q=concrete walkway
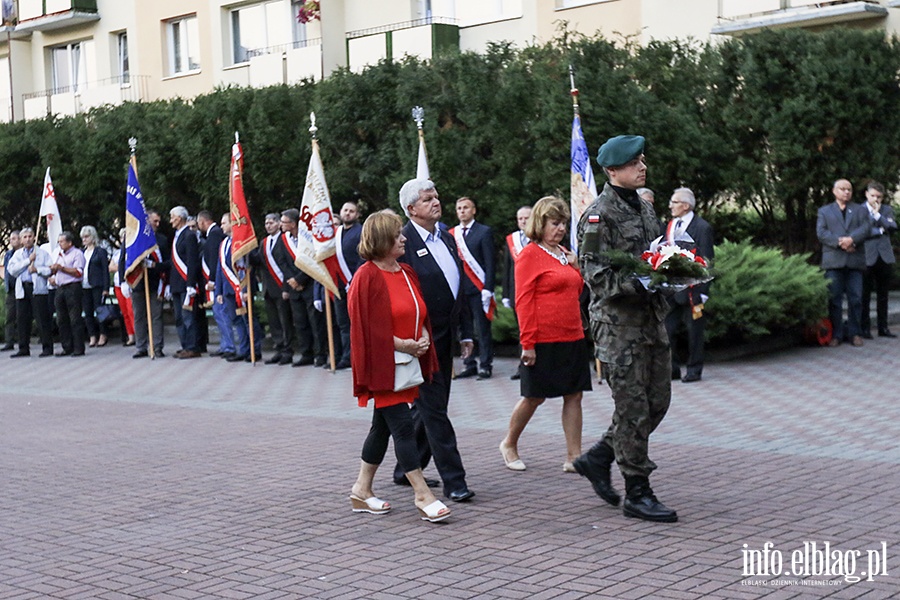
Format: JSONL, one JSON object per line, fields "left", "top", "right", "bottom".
{"left": 2, "top": 329, "right": 899, "bottom": 599}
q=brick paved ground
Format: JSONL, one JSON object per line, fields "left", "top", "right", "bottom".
{"left": 2, "top": 326, "right": 899, "bottom": 599}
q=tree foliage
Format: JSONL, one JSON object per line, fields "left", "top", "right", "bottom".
{"left": 0, "top": 28, "right": 898, "bottom": 260}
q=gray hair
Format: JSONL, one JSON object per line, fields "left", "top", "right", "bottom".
{"left": 170, "top": 206, "right": 189, "bottom": 220}
{"left": 79, "top": 225, "right": 98, "bottom": 245}
{"left": 637, "top": 187, "right": 654, "bottom": 201}
{"left": 399, "top": 178, "right": 435, "bottom": 218}
{"left": 265, "top": 213, "right": 280, "bottom": 221}
{"left": 672, "top": 187, "right": 696, "bottom": 209}
{"left": 20, "top": 227, "right": 34, "bottom": 236}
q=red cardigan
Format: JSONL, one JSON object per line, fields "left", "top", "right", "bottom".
{"left": 514, "top": 243, "right": 585, "bottom": 350}
{"left": 349, "top": 261, "right": 438, "bottom": 406}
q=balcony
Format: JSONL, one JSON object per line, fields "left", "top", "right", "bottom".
{"left": 16, "top": 0, "right": 99, "bottom": 33}
{"left": 346, "top": 17, "right": 459, "bottom": 73}
{"left": 1, "top": 96, "right": 11, "bottom": 124}
{"left": 712, "top": 0, "right": 888, "bottom": 36}
{"left": 245, "top": 38, "right": 323, "bottom": 87}
{"left": 22, "top": 75, "right": 149, "bottom": 120}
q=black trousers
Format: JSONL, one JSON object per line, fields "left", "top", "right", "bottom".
{"left": 360, "top": 402, "right": 420, "bottom": 473}
{"left": 862, "top": 258, "right": 894, "bottom": 334}
{"left": 55, "top": 282, "right": 85, "bottom": 354}
{"left": 264, "top": 291, "right": 289, "bottom": 356}
{"left": 334, "top": 292, "right": 352, "bottom": 364}
{"left": 666, "top": 303, "right": 706, "bottom": 378}
{"left": 287, "top": 287, "right": 322, "bottom": 359}
{"left": 4, "top": 288, "right": 16, "bottom": 345}
{"left": 393, "top": 332, "right": 468, "bottom": 494}
{"left": 17, "top": 283, "right": 53, "bottom": 354}
{"left": 82, "top": 286, "right": 107, "bottom": 339}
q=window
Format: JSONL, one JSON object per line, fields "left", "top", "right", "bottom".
{"left": 52, "top": 41, "right": 91, "bottom": 93}
{"left": 166, "top": 15, "right": 200, "bottom": 75}
{"left": 231, "top": 1, "right": 291, "bottom": 63}
{"left": 291, "top": 0, "right": 308, "bottom": 46}
{"left": 117, "top": 32, "right": 130, "bottom": 84}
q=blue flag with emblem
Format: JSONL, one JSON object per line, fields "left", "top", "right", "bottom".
{"left": 570, "top": 113, "right": 597, "bottom": 252}
{"left": 123, "top": 156, "right": 159, "bottom": 284}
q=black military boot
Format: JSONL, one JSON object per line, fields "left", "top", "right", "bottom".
{"left": 573, "top": 441, "right": 621, "bottom": 506}
{"left": 623, "top": 476, "right": 678, "bottom": 523}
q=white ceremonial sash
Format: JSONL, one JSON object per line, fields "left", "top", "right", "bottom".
{"left": 335, "top": 226, "right": 353, "bottom": 286}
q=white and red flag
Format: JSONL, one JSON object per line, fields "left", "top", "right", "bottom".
{"left": 295, "top": 135, "right": 340, "bottom": 297}
{"left": 39, "top": 167, "right": 62, "bottom": 252}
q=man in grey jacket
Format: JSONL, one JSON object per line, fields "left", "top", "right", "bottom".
{"left": 816, "top": 179, "right": 871, "bottom": 347}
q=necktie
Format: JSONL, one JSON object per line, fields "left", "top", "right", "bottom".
{"left": 675, "top": 220, "right": 683, "bottom": 231}
{"left": 462, "top": 226, "right": 469, "bottom": 237}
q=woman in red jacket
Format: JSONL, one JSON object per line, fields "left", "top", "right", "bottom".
{"left": 347, "top": 211, "right": 450, "bottom": 523}
{"left": 499, "top": 197, "right": 591, "bottom": 473}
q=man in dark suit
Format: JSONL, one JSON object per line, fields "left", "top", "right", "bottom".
{"left": 167, "top": 205, "right": 202, "bottom": 358}
{"left": 258, "top": 213, "right": 292, "bottom": 365}
{"left": 333, "top": 201, "right": 363, "bottom": 370}
{"left": 452, "top": 196, "right": 496, "bottom": 380}
{"left": 272, "top": 208, "right": 323, "bottom": 367}
{"left": 860, "top": 180, "right": 897, "bottom": 338}
{"left": 2, "top": 230, "right": 22, "bottom": 351}
{"left": 392, "top": 178, "right": 476, "bottom": 503}
{"left": 124, "top": 208, "right": 168, "bottom": 359}
{"left": 198, "top": 210, "right": 234, "bottom": 358}
{"left": 664, "top": 188, "right": 715, "bottom": 383}
{"left": 501, "top": 206, "right": 531, "bottom": 381}
{"left": 816, "top": 178, "right": 871, "bottom": 347}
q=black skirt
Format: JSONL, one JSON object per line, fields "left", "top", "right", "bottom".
{"left": 519, "top": 339, "right": 593, "bottom": 399}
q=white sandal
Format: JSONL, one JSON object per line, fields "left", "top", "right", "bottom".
{"left": 350, "top": 494, "right": 391, "bottom": 515}
{"left": 417, "top": 500, "right": 451, "bottom": 523}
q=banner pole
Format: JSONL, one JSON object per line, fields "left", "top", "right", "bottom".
{"left": 325, "top": 289, "right": 336, "bottom": 372}
{"left": 144, "top": 266, "right": 155, "bottom": 359}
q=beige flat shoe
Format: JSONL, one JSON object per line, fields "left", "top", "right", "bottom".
{"left": 499, "top": 441, "right": 526, "bottom": 471}
{"left": 563, "top": 462, "right": 577, "bottom": 473}
{"left": 350, "top": 494, "right": 391, "bottom": 515}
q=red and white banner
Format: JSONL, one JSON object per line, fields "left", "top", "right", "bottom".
{"left": 295, "top": 139, "right": 340, "bottom": 297}
{"left": 39, "top": 167, "right": 62, "bottom": 252}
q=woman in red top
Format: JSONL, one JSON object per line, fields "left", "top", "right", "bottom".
{"left": 347, "top": 211, "right": 450, "bottom": 523}
{"left": 499, "top": 197, "right": 591, "bottom": 473}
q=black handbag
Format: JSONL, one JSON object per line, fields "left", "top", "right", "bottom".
{"left": 95, "top": 297, "right": 122, "bottom": 325}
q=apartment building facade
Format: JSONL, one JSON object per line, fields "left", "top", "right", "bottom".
{"left": 2, "top": 0, "right": 900, "bottom": 123}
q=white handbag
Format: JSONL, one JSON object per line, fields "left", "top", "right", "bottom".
{"left": 394, "top": 270, "right": 425, "bottom": 392}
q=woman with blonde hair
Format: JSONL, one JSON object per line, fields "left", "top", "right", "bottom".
{"left": 499, "top": 196, "right": 591, "bottom": 473}
{"left": 347, "top": 210, "right": 451, "bottom": 523}
{"left": 80, "top": 225, "right": 110, "bottom": 347}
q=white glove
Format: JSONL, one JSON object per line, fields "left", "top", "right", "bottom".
{"left": 314, "top": 299, "right": 323, "bottom": 312}
{"left": 143, "top": 258, "right": 153, "bottom": 268}
{"left": 163, "top": 285, "right": 172, "bottom": 301}
{"left": 481, "top": 289, "right": 493, "bottom": 312}
{"left": 120, "top": 283, "right": 132, "bottom": 299}
{"left": 187, "top": 286, "right": 197, "bottom": 298}
{"left": 502, "top": 298, "right": 511, "bottom": 309}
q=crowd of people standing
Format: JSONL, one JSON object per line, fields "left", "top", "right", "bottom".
{"left": 2, "top": 134, "right": 896, "bottom": 527}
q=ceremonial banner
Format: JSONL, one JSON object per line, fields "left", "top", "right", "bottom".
{"left": 229, "top": 139, "right": 258, "bottom": 270}
{"left": 123, "top": 157, "right": 159, "bottom": 284}
{"left": 295, "top": 139, "right": 340, "bottom": 297}
{"left": 39, "top": 168, "right": 62, "bottom": 252}
{"left": 570, "top": 113, "right": 597, "bottom": 252}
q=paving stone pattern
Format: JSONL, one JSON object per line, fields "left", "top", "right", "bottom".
{"left": 2, "top": 333, "right": 899, "bottom": 599}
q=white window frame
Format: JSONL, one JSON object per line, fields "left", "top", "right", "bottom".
{"left": 116, "top": 31, "right": 130, "bottom": 85}
{"left": 166, "top": 15, "right": 201, "bottom": 76}
{"left": 231, "top": 1, "right": 291, "bottom": 64}
{"left": 51, "top": 41, "right": 87, "bottom": 94}
{"left": 558, "top": 0, "right": 616, "bottom": 9}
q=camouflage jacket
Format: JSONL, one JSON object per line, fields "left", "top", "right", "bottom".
{"left": 577, "top": 183, "right": 669, "bottom": 361}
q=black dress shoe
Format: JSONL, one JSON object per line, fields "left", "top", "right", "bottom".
{"left": 10, "top": 351, "right": 30, "bottom": 358}
{"left": 209, "top": 350, "right": 226, "bottom": 357}
{"left": 314, "top": 356, "right": 327, "bottom": 367}
{"left": 454, "top": 366, "right": 478, "bottom": 379}
{"left": 278, "top": 355, "right": 293, "bottom": 365}
{"left": 293, "top": 356, "right": 314, "bottom": 367}
{"left": 623, "top": 484, "right": 677, "bottom": 523}
{"left": 264, "top": 354, "right": 282, "bottom": 365}
{"left": 572, "top": 454, "right": 621, "bottom": 507}
{"left": 335, "top": 359, "right": 351, "bottom": 370}
{"left": 682, "top": 373, "right": 701, "bottom": 383}
{"left": 394, "top": 477, "right": 440, "bottom": 488}
{"left": 671, "top": 370, "right": 681, "bottom": 380}
{"left": 133, "top": 350, "right": 149, "bottom": 359}
{"left": 38, "top": 351, "right": 53, "bottom": 358}
{"left": 226, "top": 354, "right": 248, "bottom": 362}
{"left": 447, "top": 488, "right": 475, "bottom": 503}
{"left": 476, "top": 368, "right": 492, "bottom": 380}
{"left": 879, "top": 329, "right": 897, "bottom": 338}
{"left": 72, "top": 351, "right": 85, "bottom": 357}
{"left": 861, "top": 331, "right": 874, "bottom": 340}
{"left": 155, "top": 350, "right": 166, "bottom": 358}
{"left": 220, "top": 352, "right": 235, "bottom": 360}
{"left": 510, "top": 372, "right": 520, "bottom": 380}
{"left": 1, "top": 344, "right": 15, "bottom": 351}
{"left": 55, "top": 351, "right": 73, "bottom": 357}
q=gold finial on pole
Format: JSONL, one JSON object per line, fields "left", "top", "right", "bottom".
{"left": 569, "top": 65, "right": 580, "bottom": 115}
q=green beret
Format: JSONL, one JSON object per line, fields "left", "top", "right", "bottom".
{"left": 596, "top": 135, "right": 645, "bottom": 168}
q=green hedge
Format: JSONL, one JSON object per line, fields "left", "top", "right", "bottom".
{"left": 704, "top": 240, "right": 828, "bottom": 343}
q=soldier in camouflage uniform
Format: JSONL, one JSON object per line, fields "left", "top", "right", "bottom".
{"left": 572, "top": 135, "right": 678, "bottom": 523}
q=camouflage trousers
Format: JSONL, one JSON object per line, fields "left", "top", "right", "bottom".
{"left": 599, "top": 337, "right": 671, "bottom": 478}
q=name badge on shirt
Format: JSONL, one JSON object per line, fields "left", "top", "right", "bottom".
{"left": 416, "top": 248, "right": 429, "bottom": 257}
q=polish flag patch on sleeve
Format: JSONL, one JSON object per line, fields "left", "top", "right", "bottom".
{"left": 588, "top": 214, "right": 600, "bottom": 223}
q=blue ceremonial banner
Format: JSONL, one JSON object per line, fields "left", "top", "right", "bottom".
{"left": 124, "top": 157, "right": 158, "bottom": 284}
{"left": 570, "top": 113, "right": 597, "bottom": 252}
